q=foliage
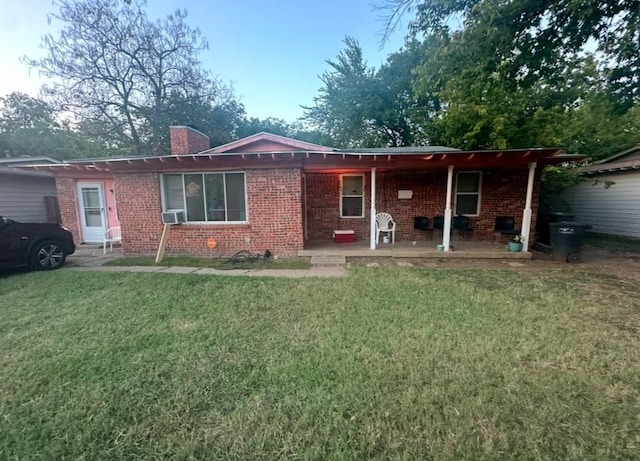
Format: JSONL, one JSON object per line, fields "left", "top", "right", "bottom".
{"left": 387, "top": 0, "right": 640, "bottom": 106}
{"left": 303, "top": 37, "right": 381, "bottom": 148}
{"left": 0, "top": 92, "right": 114, "bottom": 160}
{"left": 157, "top": 91, "right": 246, "bottom": 154}
{"left": 24, "top": 0, "right": 239, "bottom": 156}
{"left": 235, "top": 116, "right": 294, "bottom": 139}
{"left": 540, "top": 164, "right": 586, "bottom": 197}
{"left": 233, "top": 117, "right": 334, "bottom": 147}
{"left": 560, "top": 93, "right": 640, "bottom": 161}
{"left": 0, "top": 269, "right": 638, "bottom": 459}
{"left": 373, "top": 0, "right": 640, "bottom": 158}
{"left": 303, "top": 37, "right": 425, "bottom": 148}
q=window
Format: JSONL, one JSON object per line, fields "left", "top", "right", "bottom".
{"left": 341, "top": 174, "right": 364, "bottom": 218}
{"left": 455, "top": 171, "right": 481, "bottom": 215}
{"left": 162, "top": 172, "right": 247, "bottom": 223}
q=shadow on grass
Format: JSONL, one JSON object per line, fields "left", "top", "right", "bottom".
{"left": 103, "top": 255, "right": 312, "bottom": 270}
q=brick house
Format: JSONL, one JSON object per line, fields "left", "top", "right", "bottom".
{"left": 27, "top": 126, "right": 581, "bottom": 257}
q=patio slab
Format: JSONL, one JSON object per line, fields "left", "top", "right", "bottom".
{"left": 300, "top": 240, "right": 532, "bottom": 259}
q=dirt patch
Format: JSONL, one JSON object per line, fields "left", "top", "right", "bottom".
{"left": 348, "top": 246, "right": 640, "bottom": 283}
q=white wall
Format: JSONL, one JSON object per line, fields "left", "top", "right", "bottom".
{"left": 562, "top": 170, "right": 640, "bottom": 238}
{"left": 0, "top": 172, "right": 57, "bottom": 222}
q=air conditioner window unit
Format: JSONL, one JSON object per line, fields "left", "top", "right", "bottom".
{"left": 161, "top": 209, "right": 185, "bottom": 224}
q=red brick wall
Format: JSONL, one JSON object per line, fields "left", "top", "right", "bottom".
{"left": 169, "top": 126, "right": 210, "bottom": 155}
{"left": 305, "top": 173, "right": 372, "bottom": 241}
{"left": 114, "top": 168, "right": 304, "bottom": 257}
{"left": 305, "top": 169, "right": 541, "bottom": 244}
{"left": 56, "top": 177, "right": 81, "bottom": 243}
{"left": 57, "top": 165, "right": 541, "bottom": 253}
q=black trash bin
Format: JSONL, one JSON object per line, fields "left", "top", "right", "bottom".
{"left": 549, "top": 221, "right": 589, "bottom": 262}
{"left": 537, "top": 212, "right": 575, "bottom": 245}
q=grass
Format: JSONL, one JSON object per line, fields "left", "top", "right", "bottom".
{"left": 584, "top": 232, "right": 640, "bottom": 253}
{"left": 1, "top": 267, "right": 639, "bottom": 460}
{"left": 104, "top": 254, "right": 312, "bottom": 270}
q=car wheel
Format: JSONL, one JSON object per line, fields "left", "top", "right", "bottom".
{"left": 30, "top": 241, "right": 67, "bottom": 270}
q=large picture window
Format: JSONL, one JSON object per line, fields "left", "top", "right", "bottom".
{"left": 455, "top": 171, "right": 481, "bottom": 215}
{"left": 162, "top": 172, "right": 247, "bottom": 223}
{"left": 341, "top": 174, "right": 364, "bottom": 218}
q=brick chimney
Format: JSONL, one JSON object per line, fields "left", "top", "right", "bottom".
{"left": 169, "top": 126, "right": 210, "bottom": 155}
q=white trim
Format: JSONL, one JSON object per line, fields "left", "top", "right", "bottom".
{"left": 443, "top": 166, "right": 454, "bottom": 250}
{"left": 77, "top": 182, "right": 106, "bottom": 243}
{"left": 521, "top": 162, "right": 537, "bottom": 248}
{"left": 369, "top": 167, "right": 376, "bottom": 249}
{"left": 454, "top": 170, "right": 482, "bottom": 216}
{"left": 340, "top": 173, "right": 365, "bottom": 218}
{"left": 161, "top": 172, "right": 249, "bottom": 224}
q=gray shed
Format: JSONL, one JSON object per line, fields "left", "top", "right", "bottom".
{"left": 562, "top": 145, "right": 640, "bottom": 239}
{"left": 0, "top": 157, "right": 60, "bottom": 223}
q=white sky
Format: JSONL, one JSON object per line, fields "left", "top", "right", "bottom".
{"left": 0, "top": 0, "right": 408, "bottom": 122}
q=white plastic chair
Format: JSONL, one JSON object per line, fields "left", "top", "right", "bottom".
{"left": 103, "top": 226, "right": 122, "bottom": 254}
{"left": 375, "top": 212, "right": 396, "bottom": 245}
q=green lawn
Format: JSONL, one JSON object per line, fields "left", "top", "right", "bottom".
{"left": 104, "top": 254, "right": 312, "bottom": 270}
{"left": 1, "top": 267, "right": 638, "bottom": 460}
{"left": 584, "top": 233, "right": 640, "bottom": 253}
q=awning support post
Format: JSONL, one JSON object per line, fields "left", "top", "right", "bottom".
{"left": 521, "top": 161, "right": 537, "bottom": 249}
{"left": 443, "top": 165, "right": 454, "bottom": 250}
{"left": 369, "top": 166, "right": 377, "bottom": 250}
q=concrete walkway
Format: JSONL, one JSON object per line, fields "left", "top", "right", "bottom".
{"left": 65, "top": 245, "right": 347, "bottom": 278}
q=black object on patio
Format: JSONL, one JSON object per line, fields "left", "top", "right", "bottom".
{"left": 494, "top": 216, "right": 520, "bottom": 242}
{"left": 414, "top": 216, "right": 430, "bottom": 231}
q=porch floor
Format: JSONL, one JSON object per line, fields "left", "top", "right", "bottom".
{"left": 299, "top": 239, "right": 532, "bottom": 259}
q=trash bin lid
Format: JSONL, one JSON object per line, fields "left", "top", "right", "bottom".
{"left": 549, "top": 221, "right": 588, "bottom": 228}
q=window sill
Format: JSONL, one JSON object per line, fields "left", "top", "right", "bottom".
{"left": 179, "top": 221, "right": 249, "bottom": 226}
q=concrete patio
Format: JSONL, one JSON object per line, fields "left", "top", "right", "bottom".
{"left": 299, "top": 239, "right": 532, "bottom": 259}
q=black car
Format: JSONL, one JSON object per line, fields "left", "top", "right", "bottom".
{"left": 0, "top": 216, "right": 76, "bottom": 270}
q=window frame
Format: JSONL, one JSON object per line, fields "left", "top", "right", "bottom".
{"left": 454, "top": 171, "right": 482, "bottom": 216}
{"left": 160, "top": 172, "right": 248, "bottom": 224}
{"left": 340, "top": 174, "right": 365, "bottom": 218}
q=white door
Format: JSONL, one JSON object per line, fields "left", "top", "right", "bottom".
{"left": 77, "top": 183, "right": 106, "bottom": 243}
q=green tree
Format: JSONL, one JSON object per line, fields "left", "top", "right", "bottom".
{"left": 0, "top": 92, "right": 109, "bottom": 160}
{"left": 157, "top": 90, "right": 246, "bottom": 153}
{"left": 24, "top": 0, "right": 238, "bottom": 155}
{"left": 561, "top": 94, "right": 640, "bottom": 161}
{"left": 383, "top": 0, "right": 640, "bottom": 106}
{"left": 303, "top": 37, "right": 381, "bottom": 148}
{"left": 304, "top": 37, "right": 426, "bottom": 147}
{"left": 235, "top": 117, "right": 294, "bottom": 139}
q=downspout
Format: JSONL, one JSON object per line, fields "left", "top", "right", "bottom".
{"left": 521, "top": 161, "right": 537, "bottom": 250}
{"left": 443, "top": 165, "right": 454, "bottom": 250}
{"left": 370, "top": 167, "right": 376, "bottom": 250}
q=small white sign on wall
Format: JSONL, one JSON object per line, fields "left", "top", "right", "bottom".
{"left": 398, "top": 190, "right": 413, "bottom": 199}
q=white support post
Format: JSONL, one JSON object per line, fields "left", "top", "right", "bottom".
{"left": 521, "top": 161, "right": 537, "bottom": 250}
{"left": 369, "top": 166, "right": 377, "bottom": 250}
{"left": 443, "top": 165, "right": 454, "bottom": 250}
